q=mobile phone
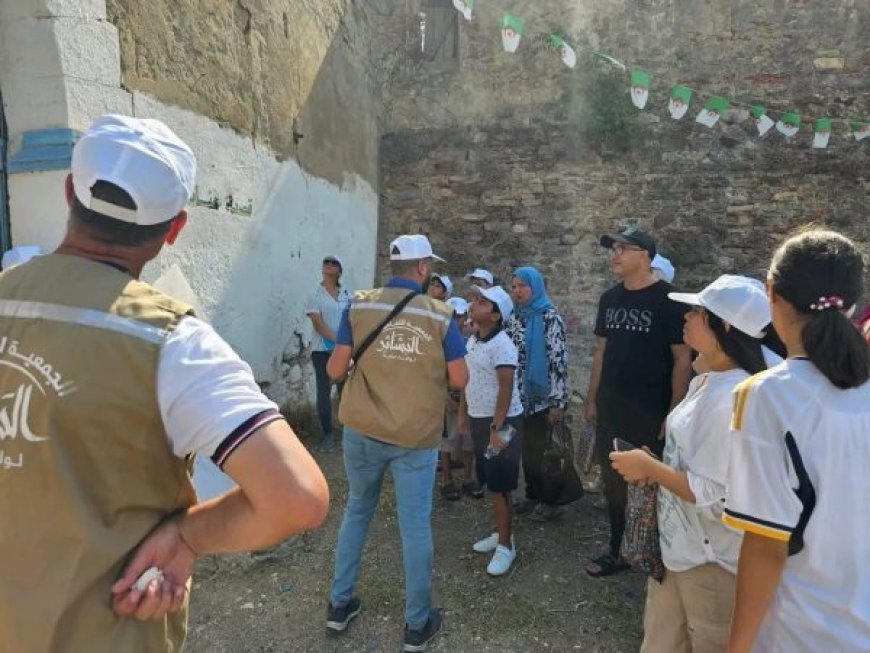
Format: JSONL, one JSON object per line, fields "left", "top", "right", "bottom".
{"left": 612, "top": 437, "right": 636, "bottom": 452}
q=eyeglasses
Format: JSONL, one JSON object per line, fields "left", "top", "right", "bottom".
{"left": 611, "top": 244, "right": 645, "bottom": 256}
{"left": 323, "top": 259, "right": 340, "bottom": 266}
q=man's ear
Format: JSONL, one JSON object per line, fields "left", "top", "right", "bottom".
{"left": 165, "top": 210, "right": 188, "bottom": 245}
{"left": 64, "top": 174, "right": 75, "bottom": 207}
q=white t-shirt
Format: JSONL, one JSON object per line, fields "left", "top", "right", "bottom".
{"left": 725, "top": 359, "right": 870, "bottom": 653}
{"left": 464, "top": 329, "right": 524, "bottom": 419}
{"left": 306, "top": 284, "right": 352, "bottom": 351}
{"left": 158, "top": 316, "right": 280, "bottom": 464}
{"left": 658, "top": 369, "right": 747, "bottom": 574}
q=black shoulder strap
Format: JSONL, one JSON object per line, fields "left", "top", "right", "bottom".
{"left": 352, "top": 291, "right": 417, "bottom": 362}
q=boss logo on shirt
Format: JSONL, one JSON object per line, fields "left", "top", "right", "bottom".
{"left": 604, "top": 307, "right": 653, "bottom": 333}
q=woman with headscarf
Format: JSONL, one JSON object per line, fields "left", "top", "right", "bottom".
{"left": 505, "top": 266, "right": 569, "bottom": 522}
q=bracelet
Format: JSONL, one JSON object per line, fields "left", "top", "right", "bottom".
{"left": 175, "top": 513, "right": 199, "bottom": 557}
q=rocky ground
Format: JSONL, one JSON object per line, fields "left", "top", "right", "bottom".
{"left": 185, "top": 438, "right": 645, "bottom": 653}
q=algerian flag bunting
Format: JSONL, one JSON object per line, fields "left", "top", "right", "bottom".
{"left": 502, "top": 13, "right": 525, "bottom": 53}
{"left": 851, "top": 120, "right": 870, "bottom": 142}
{"left": 776, "top": 112, "right": 801, "bottom": 138}
{"left": 695, "top": 96, "right": 729, "bottom": 128}
{"left": 591, "top": 51, "right": 627, "bottom": 70}
{"left": 751, "top": 105, "right": 775, "bottom": 136}
{"left": 549, "top": 34, "right": 576, "bottom": 69}
{"left": 630, "top": 69, "right": 651, "bottom": 109}
{"left": 452, "top": 0, "right": 474, "bottom": 21}
{"left": 668, "top": 85, "right": 692, "bottom": 120}
{"left": 812, "top": 118, "right": 832, "bottom": 149}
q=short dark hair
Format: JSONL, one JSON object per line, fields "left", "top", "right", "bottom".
{"left": 390, "top": 258, "right": 427, "bottom": 276}
{"left": 69, "top": 181, "right": 175, "bottom": 247}
{"left": 770, "top": 228, "right": 869, "bottom": 389}
{"left": 706, "top": 311, "right": 767, "bottom": 375}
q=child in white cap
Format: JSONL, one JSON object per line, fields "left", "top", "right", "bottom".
{"left": 459, "top": 285, "right": 524, "bottom": 576}
{"left": 610, "top": 274, "right": 772, "bottom": 651}
{"left": 439, "top": 296, "right": 481, "bottom": 500}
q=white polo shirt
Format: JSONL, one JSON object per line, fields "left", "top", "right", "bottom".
{"left": 658, "top": 369, "right": 747, "bottom": 574}
{"left": 725, "top": 359, "right": 870, "bottom": 653}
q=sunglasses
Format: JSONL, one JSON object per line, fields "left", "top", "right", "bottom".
{"left": 323, "top": 259, "right": 340, "bottom": 266}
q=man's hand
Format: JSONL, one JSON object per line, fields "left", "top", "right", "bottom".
{"left": 457, "top": 414, "right": 469, "bottom": 438}
{"left": 547, "top": 406, "right": 565, "bottom": 425}
{"left": 111, "top": 516, "right": 197, "bottom": 621}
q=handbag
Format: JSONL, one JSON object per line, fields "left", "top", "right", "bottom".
{"left": 623, "top": 482, "right": 665, "bottom": 581}
{"left": 539, "top": 418, "right": 585, "bottom": 506}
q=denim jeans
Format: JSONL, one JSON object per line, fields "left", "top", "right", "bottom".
{"left": 311, "top": 351, "right": 342, "bottom": 439}
{"left": 330, "top": 427, "right": 438, "bottom": 629}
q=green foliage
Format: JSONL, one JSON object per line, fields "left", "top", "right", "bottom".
{"left": 571, "top": 65, "right": 640, "bottom": 153}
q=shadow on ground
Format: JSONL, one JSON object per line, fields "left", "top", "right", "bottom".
{"left": 186, "top": 434, "right": 645, "bottom": 653}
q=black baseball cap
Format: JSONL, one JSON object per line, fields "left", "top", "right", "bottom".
{"left": 600, "top": 226, "right": 656, "bottom": 258}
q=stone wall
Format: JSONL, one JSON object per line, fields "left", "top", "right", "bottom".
{"left": 376, "top": 0, "right": 870, "bottom": 410}
{"left": 1, "top": 0, "right": 383, "bottom": 414}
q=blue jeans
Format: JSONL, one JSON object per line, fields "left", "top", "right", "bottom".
{"left": 330, "top": 427, "right": 439, "bottom": 629}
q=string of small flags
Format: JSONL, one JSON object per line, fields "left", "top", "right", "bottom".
{"left": 450, "top": 0, "right": 870, "bottom": 149}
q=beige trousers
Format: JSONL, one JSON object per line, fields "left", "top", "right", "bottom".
{"left": 640, "top": 563, "right": 735, "bottom": 653}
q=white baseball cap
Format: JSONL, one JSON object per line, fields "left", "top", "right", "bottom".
{"left": 473, "top": 285, "right": 514, "bottom": 321}
{"left": 1, "top": 245, "right": 42, "bottom": 269}
{"left": 669, "top": 275, "right": 771, "bottom": 338}
{"left": 446, "top": 297, "right": 469, "bottom": 315}
{"left": 651, "top": 254, "right": 675, "bottom": 283}
{"left": 389, "top": 234, "right": 445, "bottom": 262}
{"left": 465, "top": 268, "right": 494, "bottom": 285}
{"left": 431, "top": 273, "right": 453, "bottom": 296}
{"left": 71, "top": 114, "right": 197, "bottom": 226}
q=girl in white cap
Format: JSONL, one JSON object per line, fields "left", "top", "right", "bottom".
{"left": 610, "top": 274, "right": 771, "bottom": 653}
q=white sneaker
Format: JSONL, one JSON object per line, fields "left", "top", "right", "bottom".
{"left": 472, "top": 533, "right": 498, "bottom": 553}
{"left": 487, "top": 544, "right": 516, "bottom": 576}
{"left": 473, "top": 533, "right": 515, "bottom": 554}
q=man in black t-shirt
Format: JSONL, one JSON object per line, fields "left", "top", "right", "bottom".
{"left": 584, "top": 227, "right": 693, "bottom": 577}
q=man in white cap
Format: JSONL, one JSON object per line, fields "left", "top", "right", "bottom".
{"left": 0, "top": 115, "right": 329, "bottom": 653}
{"left": 326, "top": 234, "right": 468, "bottom": 651}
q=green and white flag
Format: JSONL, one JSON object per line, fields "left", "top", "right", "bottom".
{"left": 776, "top": 112, "right": 801, "bottom": 138}
{"left": 668, "top": 85, "right": 692, "bottom": 120}
{"left": 452, "top": 0, "right": 475, "bottom": 21}
{"left": 812, "top": 118, "right": 832, "bottom": 149}
{"left": 501, "top": 13, "right": 525, "bottom": 53}
{"left": 695, "top": 96, "right": 729, "bottom": 128}
{"left": 751, "top": 105, "right": 775, "bottom": 136}
{"left": 630, "top": 69, "right": 651, "bottom": 109}
{"left": 591, "top": 51, "right": 627, "bottom": 70}
{"left": 549, "top": 34, "right": 576, "bottom": 68}
{"left": 851, "top": 120, "right": 870, "bottom": 142}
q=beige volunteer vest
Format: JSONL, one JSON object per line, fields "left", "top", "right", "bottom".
{"left": 339, "top": 286, "right": 453, "bottom": 448}
{"left": 0, "top": 254, "right": 195, "bottom": 653}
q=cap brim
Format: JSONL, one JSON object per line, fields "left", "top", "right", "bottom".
{"left": 600, "top": 234, "right": 632, "bottom": 249}
{"left": 667, "top": 292, "right": 703, "bottom": 306}
{"left": 431, "top": 254, "right": 446, "bottom": 263}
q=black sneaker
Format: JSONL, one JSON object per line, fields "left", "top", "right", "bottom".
{"left": 325, "top": 596, "right": 361, "bottom": 633}
{"left": 403, "top": 609, "right": 443, "bottom": 652}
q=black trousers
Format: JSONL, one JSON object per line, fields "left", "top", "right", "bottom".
{"left": 311, "top": 351, "right": 342, "bottom": 438}
{"left": 595, "top": 384, "right": 669, "bottom": 557}
{"left": 521, "top": 410, "right": 553, "bottom": 505}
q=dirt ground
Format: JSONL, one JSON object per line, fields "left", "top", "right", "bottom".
{"left": 185, "top": 436, "right": 646, "bottom": 653}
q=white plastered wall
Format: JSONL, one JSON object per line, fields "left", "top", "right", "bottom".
{"left": 0, "top": 1, "right": 379, "bottom": 412}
